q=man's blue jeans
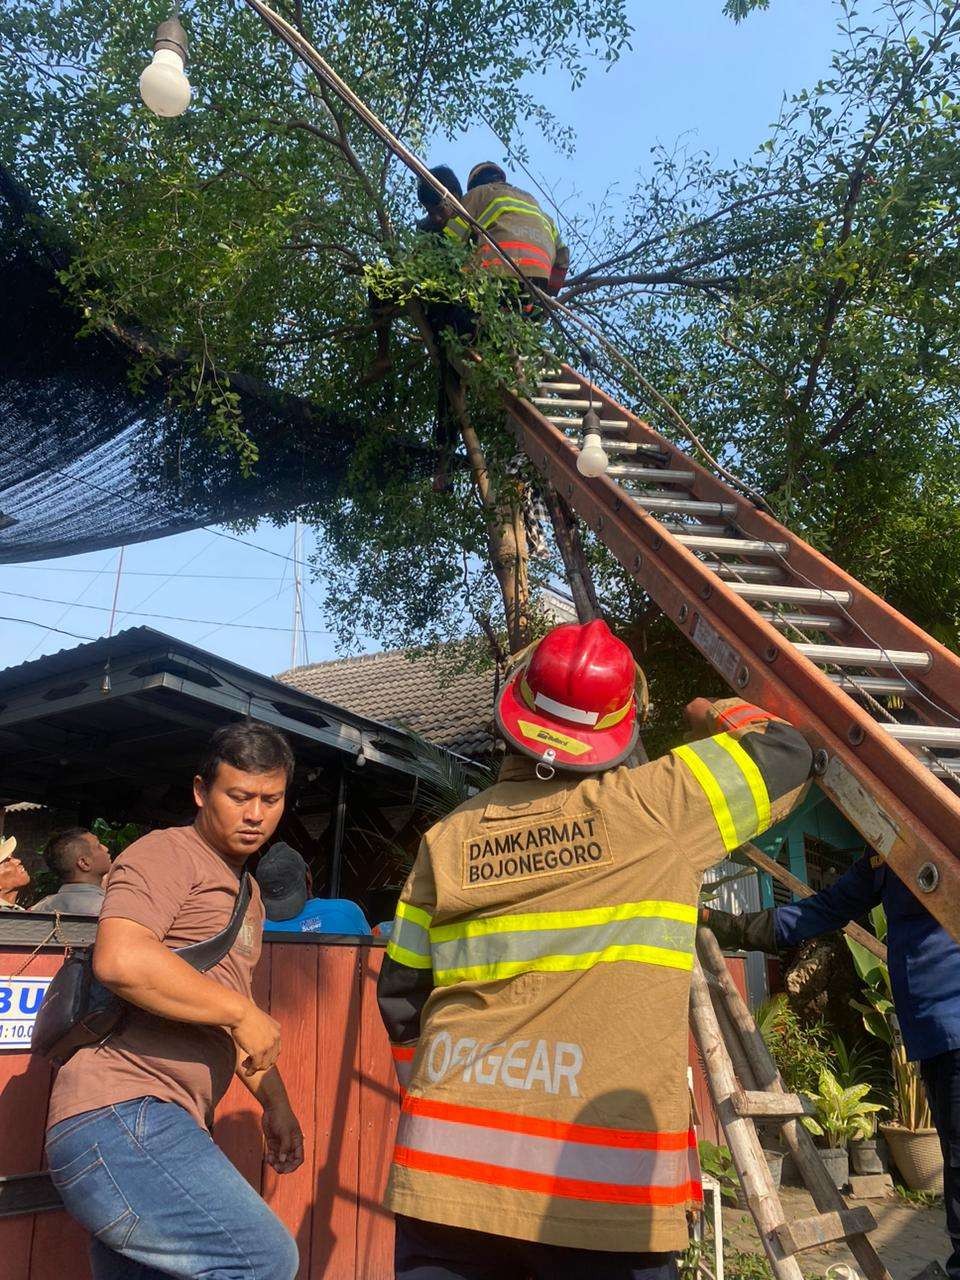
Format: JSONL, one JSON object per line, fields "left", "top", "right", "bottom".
{"left": 46, "top": 1097, "right": 298, "bottom": 1280}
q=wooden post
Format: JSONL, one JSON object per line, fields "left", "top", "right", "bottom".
{"left": 689, "top": 959, "right": 805, "bottom": 1280}
{"left": 697, "top": 929, "right": 892, "bottom": 1280}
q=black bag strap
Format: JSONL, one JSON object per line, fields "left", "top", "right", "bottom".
{"left": 174, "top": 872, "right": 252, "bottom": 972}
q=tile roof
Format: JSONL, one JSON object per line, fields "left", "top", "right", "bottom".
{"left": 276, "top": 649, "right": 497, "bottom": 760}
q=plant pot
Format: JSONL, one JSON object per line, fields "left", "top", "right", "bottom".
{"left": 880, "top": 1123, "right": 944, "bottom": 1193}
{"left": 850, "top": 1137, "right": 884, "bottom": 1175}
{"left": 818, "top": 1145, "right": 850, "bottom": 1191}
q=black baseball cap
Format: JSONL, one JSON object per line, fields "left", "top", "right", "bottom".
{"left": 255, "top": 841, "right": 309, "bottom": 921}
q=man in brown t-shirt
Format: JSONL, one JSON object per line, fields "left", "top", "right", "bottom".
{"left": 45, "top": 721, "right": 303, "bottom": 1280}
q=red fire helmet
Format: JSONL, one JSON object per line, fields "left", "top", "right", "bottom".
{"left": 496, "top": 620, "right": 644, "bottom": 772}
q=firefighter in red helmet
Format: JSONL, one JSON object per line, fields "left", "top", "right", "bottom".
{"left": 378, "top": 619, "right": 813, "bottom": 1279}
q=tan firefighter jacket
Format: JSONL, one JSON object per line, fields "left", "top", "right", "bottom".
{"left": 445, "top": 180, "right": 570, "bottom": 282}
{"left": 377, "top": 698, "right": 813, "bottom": 1253}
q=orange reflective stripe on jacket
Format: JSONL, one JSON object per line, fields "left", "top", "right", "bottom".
{"left": 479, "top": 240, "right": 552, "bottom": 275}
{"left": 394, "top": 1094, "right": 701, "bottom": 1207}
{"left": 392, "top": 1044, "right": 415, "bottom": 1092}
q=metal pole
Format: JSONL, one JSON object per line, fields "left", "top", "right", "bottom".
{"left": 107, "top": 546, "right": 125, "bottom": 636}
{"left": 291, "top": 518, "right": 304, "bottom": 668}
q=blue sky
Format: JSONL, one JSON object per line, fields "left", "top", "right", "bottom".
{"left": 0, "top": 0, "right": 844, "bottom": 679}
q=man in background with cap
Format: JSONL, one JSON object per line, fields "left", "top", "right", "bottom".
{"left": 442, "top": 162, "right": 570, "bottom": 306}
{"left": 257, "top": 841, "right": 370, "bottom": 936}
{"left": 0, "top": 836, "right": 30, "bottom": 910}
{"left": 378, "top": 618, "right": 814, "bottom": 1279}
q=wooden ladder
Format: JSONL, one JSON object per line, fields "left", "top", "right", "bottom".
{"left": 690, "top": 928, "right": 891, "bottom": 1279}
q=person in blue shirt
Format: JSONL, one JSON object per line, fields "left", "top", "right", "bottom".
{"left": 256, "top": 842, "right": 371, "bottom": 936}
{"left": 702, "top": 854, "right": 960, "bottom": 1279}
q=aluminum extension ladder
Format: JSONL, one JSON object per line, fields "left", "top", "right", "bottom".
{"left": 501, "top": 362, "right": 960, "bottom": 940}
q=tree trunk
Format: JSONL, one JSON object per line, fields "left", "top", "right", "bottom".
{"left": 542, "top": 483, "right": 601, "bottom": 623}
{"left": 443, "top": 369, "right": 531, "bottom": 653}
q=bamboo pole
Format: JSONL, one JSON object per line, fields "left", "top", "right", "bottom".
{"left": 697, "top": 929, "right": 892, "bottom": 1280}
{"left": 689, "top": 959, "right": 805, "bottom": 1279}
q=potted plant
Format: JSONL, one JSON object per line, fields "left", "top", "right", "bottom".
{"left": 829, "top": 1033, "right": 891, "bottom": 1175}
{"left": 801, "top": 1066, "right": 884, "bottom": 1190}
{"left": 846, "top": 911, "right": 944, "bottom": 1193}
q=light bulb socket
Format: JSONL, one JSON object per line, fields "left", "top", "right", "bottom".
{"left": 154, "top": 16, "right": 188, "bottom": 62}
{"left": 582, "top": 407, "right": 601, "bottom": 433}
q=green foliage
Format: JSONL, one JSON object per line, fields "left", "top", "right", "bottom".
{"left": 697, "top": 1140, "right": 739, "bottom": 1197}
{"left": 845, "top": 915, "right": 932, "bottom": 1130}
{"left": 802, "top": 1066, "right": 884, "bottom": 1148}
{"left": 755, "top": 993, "right": 833, "bottom": 1094}
{"left": 569, "top": 0, "right": 960, "bottom": 652}
{"left": 0, "top": 0, "right": 628, "bottom": 654}
{"left": 91, "top": 817, "right": 144, "bottom": 859}
{"left": 723, "top": 1250, "right": 774, "bottom": 1280}
{"left": 829, "top": 1032, "right": 893, "bottom": 1113}
{"left": 723, "top": 0, "right": 771, "bottom": 18}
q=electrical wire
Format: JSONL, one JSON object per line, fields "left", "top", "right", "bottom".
{"left": 2, "top": 566, "right": 283, "bottom": 580}
{"left": 22, "top": 549, "right": 118, "bottom": 662}
{"left": 0, "top": 615, "right": 96, "bottom": 642}
{"left": 0, "top": 587, "right": 332, "bottom": 635}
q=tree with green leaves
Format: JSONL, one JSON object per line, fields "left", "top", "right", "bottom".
{"left": 561, "top": 0, "right": 960, "bottom": 652}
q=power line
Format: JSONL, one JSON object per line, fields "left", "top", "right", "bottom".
{"left": 0, "top": 615, "right": 96, "bottom": 642}
{"left": 0, "top": 588, "right": 333, "bottom": 635}
{"left": 22, "top": 550, "right": 118, "bottom": 662}
{"left": 1, "top": 566, "right": 283, "bottom": 580}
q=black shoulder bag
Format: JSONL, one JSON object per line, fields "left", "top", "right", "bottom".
{"left": 31, "top": 872, "right": 252, "bottom": 1065}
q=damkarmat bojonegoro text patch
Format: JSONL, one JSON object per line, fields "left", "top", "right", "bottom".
{"left": 461, "top": 811, "right": 613, "bottom": 888}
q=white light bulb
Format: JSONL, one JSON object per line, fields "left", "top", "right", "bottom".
{"left": 139, "top": 48, "right": 191, "bottom": 117}
{"left": 577, "top": 431, "right": 609, "bottom": 478}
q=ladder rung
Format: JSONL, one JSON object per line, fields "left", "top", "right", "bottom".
{"left": 661, "top": 522, "right": 732, "bottom": 537}
{"left": 545, "top": 415, "right": 629, "bottom": 432}
{"left": 794, "top": 643, "right": 932, "bottom": 671}
{"left": 775, "top": 1207, "right": 876, "bottom": 1257}
{"left": 602, "top": 441, "right": 668, "bottom": 459}
{"left": 756, "top": 609, "right": 845, "bottom": 633}
{"left": 829, "top": 673, "right": 911, "bottom": 696}
{"left": 630, "top": 495, "right": 739, "bottom": 518}
{"left": 674, "top": 534, "right": 789, "bottom": 556}
{"left": 608, "top": 465, "right": 694, "bottom": 484}
{"left": 730, "top": 1090, "right": 815, "bottom": 1118}
{"left": 532, "top": 397, "right": 594, "bottom": 411}
{"left": 706, "top": 563, "right": 783, "bottom": 583}
{"left": 732, "top": 583, "right": 852, "bottom": 605}
{"left": 880, "top": 723, "right": 960, "bottom": 748}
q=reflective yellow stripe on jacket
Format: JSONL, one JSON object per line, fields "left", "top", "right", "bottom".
{"left": 672, "top": 732, "right": 771, "bottom": 852}
{"left": 387, "top": 901, "right": 433, "bottom": 969}
{"left": 429, "top": 900, "right": 697, "bottom": 986}
{"left": 476, "top": 195, "right": 557, "bottom": 244}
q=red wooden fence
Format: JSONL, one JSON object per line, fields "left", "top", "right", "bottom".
{"left": 0, "top": 943, "right": 742, "bottom": 1280}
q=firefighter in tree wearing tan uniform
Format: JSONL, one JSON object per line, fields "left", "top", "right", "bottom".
{"left": 378, "top": 619, "right": 813, "bottom": 1279}
{"left": 443, "top": 162, "right": 570, "bottom": 301}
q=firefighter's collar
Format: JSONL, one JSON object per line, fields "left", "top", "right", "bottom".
{"left": 497, "top": 755, "right": 541, "bottom": 782}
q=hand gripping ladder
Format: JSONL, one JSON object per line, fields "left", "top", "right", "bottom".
{"left": 501, "top": 362, "right": 960, "bottom": 942}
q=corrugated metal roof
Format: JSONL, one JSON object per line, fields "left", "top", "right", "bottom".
{"left": 277, "top": 649, "right": 496, "bottom": 760}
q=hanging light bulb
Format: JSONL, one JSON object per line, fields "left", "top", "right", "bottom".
{"left": 576, "top": 408, "right": 609, "bottom": 478}
{"left": 140, "top": 15, "right": 191, "bottom": 118}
